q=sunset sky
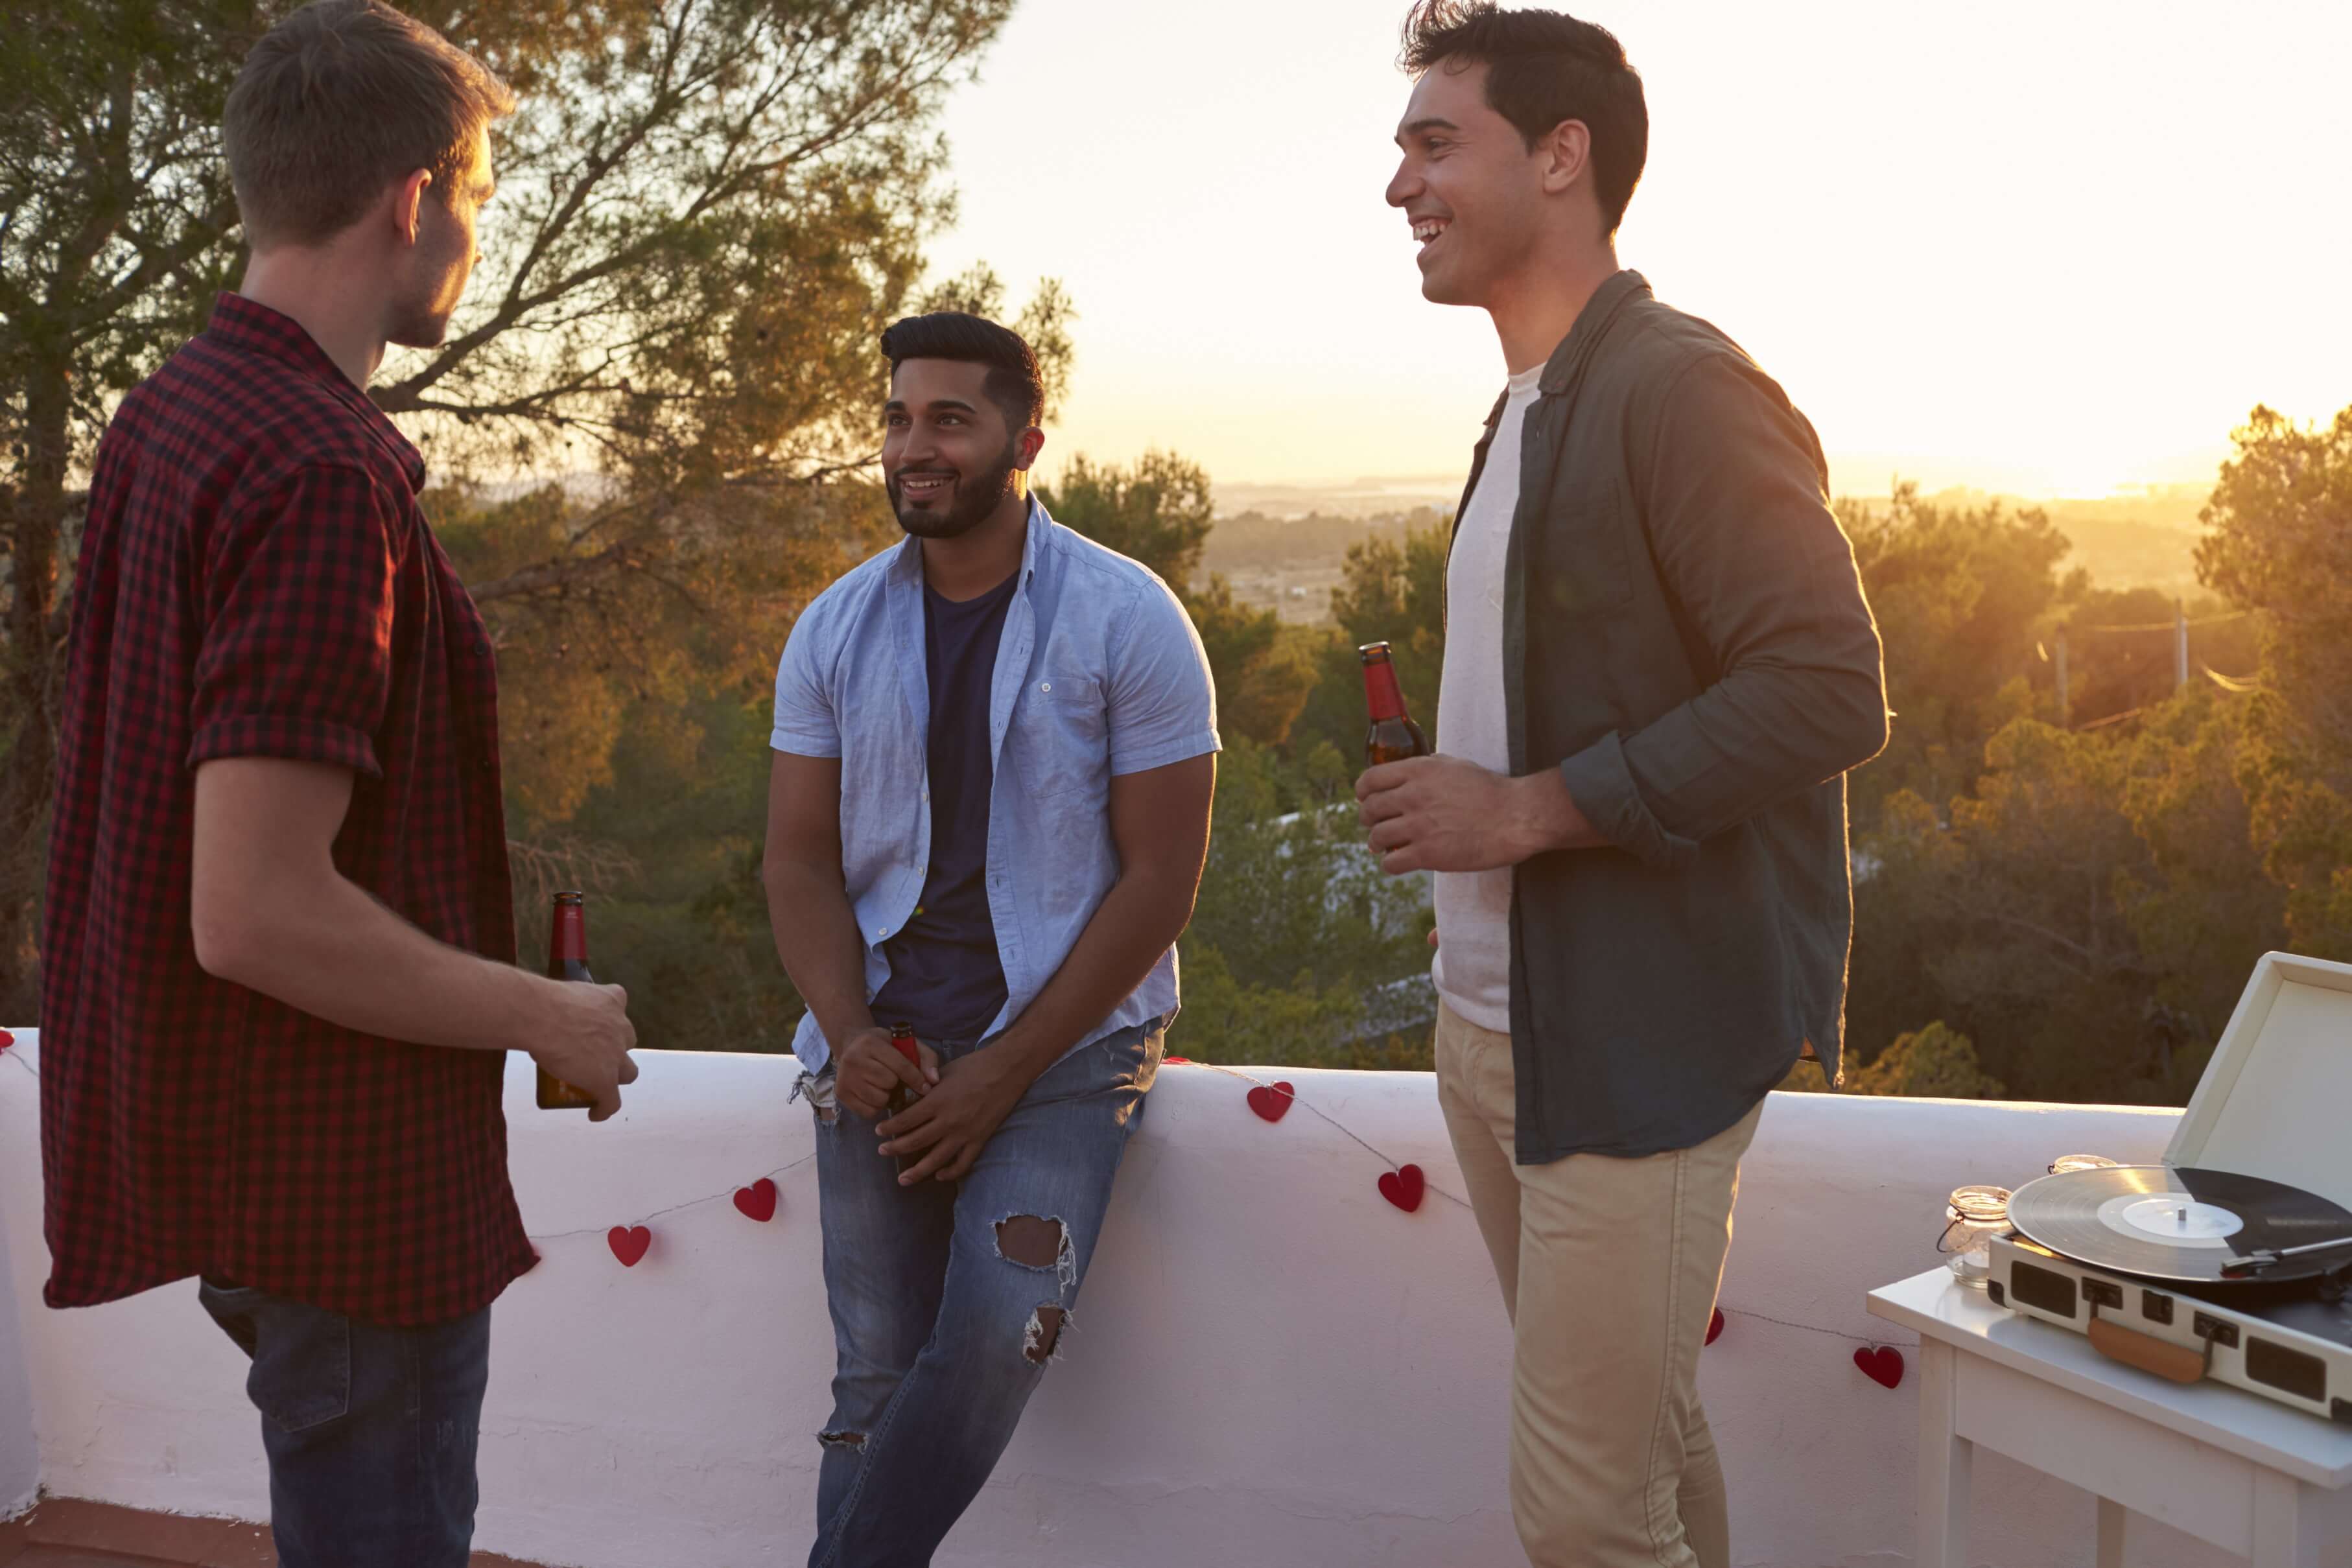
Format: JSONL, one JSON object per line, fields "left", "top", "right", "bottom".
{"left": 924, "top": 0, "right": 2352, "bottom": 501}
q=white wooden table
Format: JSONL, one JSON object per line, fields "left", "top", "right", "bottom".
{"left": 1868, "top": 1269, "right": 2352, "bottom": 1567}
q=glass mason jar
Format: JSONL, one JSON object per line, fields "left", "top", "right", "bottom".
{"left": 2049, "top": 1153, "right": 2118, "bottom": 1175}
{"left": 1938, "top": 1185, "right": 2014, "bottom": 1286}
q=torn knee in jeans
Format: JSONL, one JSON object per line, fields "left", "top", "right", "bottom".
{"left": 817, "top": 1429, "right": 864, "bottom": 1450}
{"left": 994, "top": 1215, "right": 1077, "bottom": 1288}
{"left": 1023, "top": 1304, "right": 1066, "bottom": 1365}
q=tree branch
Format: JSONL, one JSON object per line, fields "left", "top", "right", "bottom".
{"left": 467, "top": 539, "right": 644, "bottom": 604}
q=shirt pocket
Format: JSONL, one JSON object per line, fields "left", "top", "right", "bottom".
{"left": 1529, "top": 487, "right": 1636, "bottom": 620}
{"left": 1007, "top": 673, "right": 1109, "bottom": 801}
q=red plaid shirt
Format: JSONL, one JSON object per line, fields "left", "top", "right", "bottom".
{"left": 40, "top": 294, "right": 536, "bottom": 1327}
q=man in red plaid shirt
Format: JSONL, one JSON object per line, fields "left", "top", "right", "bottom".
{"left": 38, "top": 4, "right": 637, "bottom": 1563}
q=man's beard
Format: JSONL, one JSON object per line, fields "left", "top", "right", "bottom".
{"left": 889, "top": 439, "right": 1020, "bottom": 540}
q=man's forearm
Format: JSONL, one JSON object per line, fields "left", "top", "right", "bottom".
{"left": 1507, "top": 767, "right": 1608, "bottom": 857}
{"left": 762, "top": 858, "right": 876, "bottom": 1047}
{"left": 983, "top": 869, "right": 1195, "bottom": 1088}
{"left": 198, "top": 869, "right": 547, "bottom": 1053}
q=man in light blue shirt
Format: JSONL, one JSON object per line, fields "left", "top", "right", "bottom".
{"left": 762, "top": 312, "right": 1218, "bottom": 1566}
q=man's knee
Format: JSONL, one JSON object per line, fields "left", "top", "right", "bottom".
{"left": 993, "top": 1215, "right": 1076, "bottom": 1365}
{"left": 1022, "top": 1304, "right": 1064, "bottom": 1365}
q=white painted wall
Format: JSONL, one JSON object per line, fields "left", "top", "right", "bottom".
{"left": 0, "top": 1029, "right": 2253, "bottom": 1567}
{"left": 0, "top": 1049, "right": 37, "bottom": 1517}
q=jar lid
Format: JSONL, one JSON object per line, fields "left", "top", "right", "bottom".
{"left": 1946, "top": 1184, "right": 2012, "bottom": 1222}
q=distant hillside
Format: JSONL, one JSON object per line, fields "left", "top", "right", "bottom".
{"left": 2003, "top": 485, "right": 2208, "bottom": 595}
{"left": 1211, "top": 477, "right": 1461, "bottom": 521}
{"left": 1201, "top": 508, "right": 1441, "bottom": 577}
{"left": 1205, "top": 478, "right": 2214, "bottom": 597}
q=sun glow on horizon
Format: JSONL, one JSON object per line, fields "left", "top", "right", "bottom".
{"left": 925, "top": 0, "right": 2352, "bottom": 502}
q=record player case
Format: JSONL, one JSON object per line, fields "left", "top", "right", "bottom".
{"left": 1988, "top": 951, "right": 2352, "bottom": 1420}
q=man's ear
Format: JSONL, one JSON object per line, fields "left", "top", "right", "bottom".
{"left": 1015, "top": 425, "right": 1046, "bottom": 471}
{"left": 394, "top": 167, "right": 433, "bottom": 246}
{"left": 1538, "top": 119, "right": 1592, "bottom": 197}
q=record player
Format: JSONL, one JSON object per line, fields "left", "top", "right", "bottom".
{"left": 1989, "top": 950, "right": 2352, "bottom": 1423}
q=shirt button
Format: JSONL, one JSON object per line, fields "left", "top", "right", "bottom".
{"left": 1039, "top": 681, "right": 1052, "bottom": 693}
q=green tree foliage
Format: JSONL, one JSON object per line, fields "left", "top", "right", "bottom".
{"left": 1840, "top": 483, "right": 2072, "bottom": 819}
{"left": 1044, "top": 450, "right": 1321, "bottom": 747}
{"left": 1783, "top": 1021, "right": 2005, "bottom": 1098}
{"left": 1285, "top": 516, "right": 1450, "bottom": 764}
{"left": 1846, "top": 691, "right": 2284, "bottom": 1105}
{"left": 1169, "top": 738, "right": 1433, "bottom": 1070}
{"left": 1037, "top": 449, "right": 1214, "bottom": 588}
{"left": 0, "top": 0, "right": 255, "bottom": 1001}
{"left": 2195, "top": 404, "right": 2352, "bottom": 958}
{"left": 2060, "top": 587, "right": 2259, "bottom": 729}
{"left": 541, "top": 687, "right": 806, "bottom": 1055}
{"left": 1181, "top": 578, "right": 1320, "bottom": 747}
{"left": 0, "top": 0, "right": 1033, "bottom": 1020}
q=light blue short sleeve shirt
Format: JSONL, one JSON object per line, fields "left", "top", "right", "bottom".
{"left": 770, "top": 497, "right": 1220, "bottom": 1071}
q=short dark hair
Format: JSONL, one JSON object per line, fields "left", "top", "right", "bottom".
{"left": 878, "top": 312, "right": 1044, "bottom": 434}
{"left": 224, "top": 0, "right": 513, "bottom": 248}
{"left": 1400, "top": 2, "right": 1647, "bottom": 236}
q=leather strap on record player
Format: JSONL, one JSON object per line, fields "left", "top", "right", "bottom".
{"left": 2084, "top": 1302, "right": 2212, "bottom": 1385}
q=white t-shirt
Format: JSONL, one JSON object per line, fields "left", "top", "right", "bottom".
{"left": 1431, "top": 363, "right": 1546, "bottom": 1033}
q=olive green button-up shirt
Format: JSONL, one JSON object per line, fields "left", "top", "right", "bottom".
{"left": 1466, "top": 270, "right": 1888, "bottom": 1162}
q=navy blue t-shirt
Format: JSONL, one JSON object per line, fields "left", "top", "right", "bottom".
{"left": 869, "top": 570, "right": 1016, "bottom": 1044}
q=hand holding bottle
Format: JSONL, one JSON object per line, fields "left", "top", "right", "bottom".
{"left": 530, "top": 978, "right": 639, "bottom": 1121}
{"left": 834, "top": 1024, "right": 939, "bottom": 1121}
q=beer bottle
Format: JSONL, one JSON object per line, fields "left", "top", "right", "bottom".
{"left": 885, "top": 1023, "right": 924, "bottom": 1176}
{"left": 885, "top": 1023, "right": 921, "bottom": 1119}
{"left": 537, "top": 890, "right": 600, "bottom": 1110}
{"left": 1359, "top": 642, "right": 1430, "bottom": 766}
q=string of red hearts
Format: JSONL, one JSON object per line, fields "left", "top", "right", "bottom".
{"left": 0, "top": 1030, "right": 1911, "bottom": 1383}
{"left": 1168, "top": 1053, "right": 1912, "bottom": 1388}
{"left": 1164, "top": 1056, "right": 1472, "bottom": 1215}
{"left": 525, "top": 1153, "right": 816, "bottom": 1268}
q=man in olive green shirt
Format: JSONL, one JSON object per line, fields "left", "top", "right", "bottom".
{"left": 1359, "top": 6, "right": 1887, "bottom": 1566}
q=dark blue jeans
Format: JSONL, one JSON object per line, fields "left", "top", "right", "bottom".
{"left": 198, "top": 1276, "right": 491, "bottom": 1568}
{"left": 805, "top": 1019, "right": 1160, "bottom": 1567}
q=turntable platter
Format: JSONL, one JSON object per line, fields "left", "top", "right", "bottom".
{"left": 2006, "top": 1164, "right": 2352, "bottom": 1284}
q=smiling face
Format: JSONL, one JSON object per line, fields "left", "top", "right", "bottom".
{"left": 1385, "top": 61, "right": 1559, "bottom": 309}
{"left": 881, "top": 358, "right": 1034, "bottom": 540}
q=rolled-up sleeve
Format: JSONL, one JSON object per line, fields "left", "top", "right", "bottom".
{"left": 1106, "top": 577, "right": 1221, "bottom": 776}
{"left": 188, "top": 463, "right": 399, "bottom": 777}
{"left": 1559, "top": 353, "right": 1887, "bottom": 868}
{"left": 770, "top": 602, "right": 842, "bottom": 758}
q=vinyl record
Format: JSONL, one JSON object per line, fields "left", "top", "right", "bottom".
{"left": 2007, "top": 1164, "right": 2352, "bottom": 1284}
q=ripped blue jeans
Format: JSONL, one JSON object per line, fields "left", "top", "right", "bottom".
{"left": 803, "top": 1018, "right": 1161, "bottom": 1568}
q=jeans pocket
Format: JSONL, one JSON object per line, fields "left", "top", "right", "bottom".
{"left": 242, "top": 1294, "right": 354, "bottom": 1434}
{"left": 798, "top": 1065, "right": 843, "bottom": 1127}
{"left": 1084, "top": 1020, "right": 1162, "bottom": 1094}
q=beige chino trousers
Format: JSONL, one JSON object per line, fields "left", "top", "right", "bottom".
{"left": 1435, "top": 1001, "right": 1762, "bottom": 1568}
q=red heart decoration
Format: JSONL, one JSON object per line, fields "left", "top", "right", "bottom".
{"left": 1706, "top": 1307, "right": 1725, "bottom": 1346}
{"left": 1247, "top": 1081, "right": 1296, "bottom": 1123}
{"left": 0, "top": 1029, "right": 14, "bottom": 1051}
{"left": 1378, "top": 1163, "right": 1426, "bottom": 1213}
{"left": 607, "top": 1225, "right": 652, "bottom": 1267}
{"left": 733, "top": 1178, "right": 777, "bottom": 1223}
{"left": 1854, "top": 1345, "right": 1905, "bottom": 1389}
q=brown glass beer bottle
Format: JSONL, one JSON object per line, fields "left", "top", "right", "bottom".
{"left": 1359, "top": 641, "right": 1431, "bottom": 766}
{"left": 537, "top": 890, "right": 600, "bottom": 1110}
